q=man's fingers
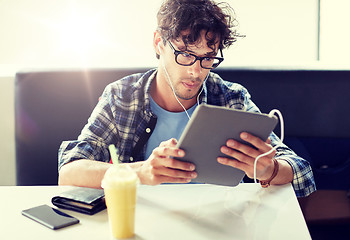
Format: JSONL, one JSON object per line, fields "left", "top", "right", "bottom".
{"left": 152, "top": 145, "right": 184, "bottom": 158}
{"left": 153, "top": 165, "right": 196, "bottom": 179}
{"left": 143, "top": 138, "right": 197, "bottom": 185}
{"left": 220, "top": 146, "right": 253, "bottom": 164}
{"left": 240, "top": 132, "right": 271, "bottom": 153}
{"left": 224, "top": 133, "right": 275, "bottom": 160}
{"left": 151, "top": 174, "right": 193, "bottom": 185}
{"left": 150, "top": 153, "right": 195, "bottom": 171}
{"left": 224, "top": 140, "right": 260, "bottom": 159}
{"left": 159, "top": 138, "right": 178, "bottom": 147}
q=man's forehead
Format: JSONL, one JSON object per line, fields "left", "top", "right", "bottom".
{"left": 174, "top": 31, "right": 220, "bottom": 52}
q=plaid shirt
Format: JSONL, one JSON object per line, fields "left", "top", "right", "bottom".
{"left": 58, "top": 68, "right": 316, "bottom": 197}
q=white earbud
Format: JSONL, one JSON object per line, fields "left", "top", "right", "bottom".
{"left": 158, "top": 42, "right": 162, "bottom": 54}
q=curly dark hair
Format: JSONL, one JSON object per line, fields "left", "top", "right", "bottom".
{"left": 157, "top": 0, "right": 240, "bottom": 55}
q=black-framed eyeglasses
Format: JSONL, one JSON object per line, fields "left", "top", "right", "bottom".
{"left": 167, "top": 41, "right": 224, "bottom": 69}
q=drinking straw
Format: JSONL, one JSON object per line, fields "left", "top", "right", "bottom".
{"left": 108, "top": 144, "right": 119, "bottom": 165}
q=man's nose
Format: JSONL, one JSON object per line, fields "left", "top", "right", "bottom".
{"left": 188, "top": 60, "right": 203, "bottom": 77}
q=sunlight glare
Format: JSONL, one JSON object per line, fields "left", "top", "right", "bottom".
{"left": 53, "top": 5, "right": 107, "bottom": 64}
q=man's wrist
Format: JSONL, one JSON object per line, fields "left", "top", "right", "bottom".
{"left": 259, "top": 158, "right": 279, "bottom": 188}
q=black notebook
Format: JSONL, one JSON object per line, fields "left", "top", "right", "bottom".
{"left": 52, "top": 187, "right": 106, "bottom": 215}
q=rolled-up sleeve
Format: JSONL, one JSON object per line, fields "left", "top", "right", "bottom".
{"left": 58, "top": 139, "right": 110, "bottom": 171}
{"left": 270, "top": 133, "right": 316, "bottom": 197}
{"left": 58, "top": 85, "right": 118, "bottom": 171}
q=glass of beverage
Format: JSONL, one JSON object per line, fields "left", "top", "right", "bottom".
{"left": 102, "top": 164, "right": 139, "bottom": 239}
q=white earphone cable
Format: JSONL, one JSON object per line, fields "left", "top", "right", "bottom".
{"left": 253, "top": 109, "right": 284, "bottom": 184}
{"left": 163, "top": 64, "right": 192, "bottom": 120}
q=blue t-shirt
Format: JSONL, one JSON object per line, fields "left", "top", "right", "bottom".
{"left": 145, "top": 97, "right": 197, "bottom": 159}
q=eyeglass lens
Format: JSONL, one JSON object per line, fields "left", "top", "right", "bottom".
{"left": 176, "top": 53, "right": 220, "bottom": 69}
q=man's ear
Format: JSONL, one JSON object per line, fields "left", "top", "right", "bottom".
{"left": 153, "top": 31, "right": 163, "bottom": 57}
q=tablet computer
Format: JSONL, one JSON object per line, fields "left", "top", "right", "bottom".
{"left": 176, "top": 104, "right": 278, "bottom": 187}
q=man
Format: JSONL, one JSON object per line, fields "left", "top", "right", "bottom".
{"left": 58, "top": 0, "right": 316, "bottom": 197}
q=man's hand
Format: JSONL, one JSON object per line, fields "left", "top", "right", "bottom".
{"left": 217, "top": 132, "right": 276, "bottom": 181}
{"left": 136, "top": 138, "right": 197, "bottom": 185}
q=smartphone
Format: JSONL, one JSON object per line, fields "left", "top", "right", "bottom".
{"left": 22, "top": 204, "right": 79, "bottom": 230}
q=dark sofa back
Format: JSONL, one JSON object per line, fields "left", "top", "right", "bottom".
{"left": 15, "top": 69, "right": 145, "bottom": 185}
{"left": 15, "top": 67, "right": 350, "bottom": 189}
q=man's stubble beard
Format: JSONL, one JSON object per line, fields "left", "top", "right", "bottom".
{"left": 168, "top": 77, "right": 202, "bottom": 101}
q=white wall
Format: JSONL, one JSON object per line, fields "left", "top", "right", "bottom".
{"left": 0, "top": 0, "right": 321, "bottom": 185}
{"left": 0, "top": 76, "right": 16, "bottom": 185}
{"left": 0, "top": 0, "right": 318, "bottom": 67}
{"left": 319, "top": 0, "right": 350, "bottom": 62}
{"left": 224, "top": 0, "right": 319, "bottom": 64}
